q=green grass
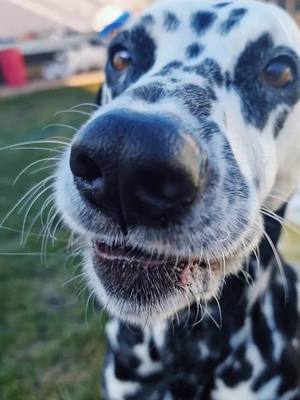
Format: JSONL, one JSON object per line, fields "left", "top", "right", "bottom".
{"left": 0, "top": 86, "right": 107, "bottom": 400}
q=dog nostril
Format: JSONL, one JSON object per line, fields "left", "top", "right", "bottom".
{"left": 161, "top": 181, "right": 182, "bottom": 200}
{"left": 70, "top": 152, "right": 102, "bottom": 181}
{"left": 135, "top": 168, "right": 199, "bottom": 215}
{"left": 137, "top": 171, "right": 177, "bottom": 202}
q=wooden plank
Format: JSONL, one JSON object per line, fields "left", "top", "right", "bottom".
{"left": 0, "top": 71, "right": 104, "bottom": 99}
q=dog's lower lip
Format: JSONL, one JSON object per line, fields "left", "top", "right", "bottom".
{"left": 91, "top": 240, "right": 232, "bottom": 301}
{"left": 93, "top": 240, "right": 212, "bottom": 269}
{"left": 93, "top": 240, "right": 177, "bottom": 267}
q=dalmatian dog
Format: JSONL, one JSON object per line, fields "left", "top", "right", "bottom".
{"left": 55, "top": 0, "right": 300, "bottom": 398}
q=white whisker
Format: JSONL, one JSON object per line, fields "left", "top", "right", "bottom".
{"left": 55, "top": 109, "right": 92, "bottom": 117}
{"left": 21, "top": 184, "right": 55, "bottom": 245}
{"left": 0, "top": 139, "right": 69, "bottom": 151}
{"left": 263, "top": 230, "right": 288, "bottom": 299}
{"left": 1, "top": 176, "right": 53, "bottom": 225}
{"left": 43, "top": 124, "right": 78, "bottom": 133}
{"left": 13, "top": 157, "right": 59, "bottom": 185}
{"left": 71, "top": 103, "right": 99, "bottom": 110}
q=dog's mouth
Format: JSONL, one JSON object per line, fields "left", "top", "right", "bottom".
{"left": 91, "top": 239, "right": 232, "bottom": 308}
{"left": 94, "top": 240, "right": 209, "bottom": 269}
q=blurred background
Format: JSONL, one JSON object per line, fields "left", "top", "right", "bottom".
{"left": 0, "top": 1, "right": 299, "bottom": 399}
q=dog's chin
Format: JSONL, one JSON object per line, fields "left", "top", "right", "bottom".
{"left": 82, "top": 237, "right": 252, "bottom": 326}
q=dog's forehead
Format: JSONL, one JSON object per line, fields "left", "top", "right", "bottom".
{"left": 132, "top": 0, "right": 300, "bottom": 68}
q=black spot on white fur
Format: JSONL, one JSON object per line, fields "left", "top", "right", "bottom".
{"left": 155, "top": 61, "right": 183, "bottom": 76}
{"left": 141, "top": 14, "right": 155, "bottom": 27}
{"left": 217, "top": 345, "right": 253, "bottom": 387}
{"left": 214, "top": 2, "right": 232, "bottom": 8}
{"left": 171, "top": 84, "right": 216, "bottom": 119}
{"left": 185, "top": 42, "right": 204, "bottom": 59}
{"left": 274, "top": 109, "right": 289, "bottom": 137}
{"left": 191, "top": 11, "right": 217, "bottom": 36}
{"left": 250, "top": 300, "right": 274, "bottom": 360}
{"left": 132, "top": 82, "right": 167, "bottom": 103}
{"left": 220, "top": 8, "right": 248, "bottom": 34}
{"left": 163, "top": 11, "right": 180, "bottom": 32}
{"left": 184, "top": 58, "right": 224, "bottom": 86}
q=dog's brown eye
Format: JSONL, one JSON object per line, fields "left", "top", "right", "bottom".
{"left": 112, "top": 49, "right": 132, "bottom": 72}
{"left": 261, "top": 57, "right": 295, "bottom": 88}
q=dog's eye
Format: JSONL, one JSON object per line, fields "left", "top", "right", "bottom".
{"left": 261, "top": 56, "right": 296, "bottom": 88}
{"left": 111, "top": 48, "right": 132, "bottom": 72}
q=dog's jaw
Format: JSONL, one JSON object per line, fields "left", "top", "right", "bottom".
{"left": 56, "top": 187, "right": 263, "bottom": 326}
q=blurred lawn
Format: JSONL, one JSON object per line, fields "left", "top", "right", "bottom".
{"left": 0, "top": 86, "right": 107, "bottom": 400}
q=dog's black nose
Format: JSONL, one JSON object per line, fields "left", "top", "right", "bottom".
{"left": 69, "top": 110, "right": 207, "bottom": 228}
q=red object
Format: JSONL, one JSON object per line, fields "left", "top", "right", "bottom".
{"left": 0, "top": 48, "right": 27, "bottom": 87}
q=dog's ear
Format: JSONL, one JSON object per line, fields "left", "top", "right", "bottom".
{"left": 95, "top": 82, "right": 112, "bottom": 106}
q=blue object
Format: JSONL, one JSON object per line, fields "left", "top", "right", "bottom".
{"left": 99, "top": 11, "right": 131, "bottom": 37}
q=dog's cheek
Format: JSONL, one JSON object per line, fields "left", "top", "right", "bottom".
{"left": 258, "top": 135, "right": 279, "bottom": 200}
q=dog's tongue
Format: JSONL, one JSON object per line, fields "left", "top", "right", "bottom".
{"left": 179, "top": 267, "right": 193, "bottom": 287}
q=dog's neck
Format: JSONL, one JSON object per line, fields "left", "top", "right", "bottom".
{"left": 210, "top": 203, "right": 287, "bottom": 320}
